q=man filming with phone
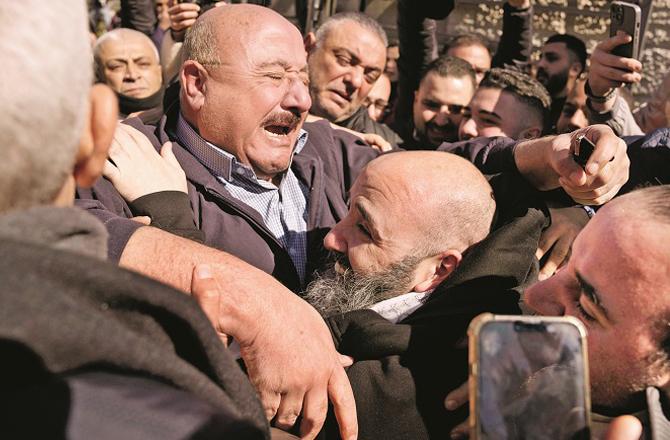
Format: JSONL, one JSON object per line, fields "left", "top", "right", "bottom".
{"left": 445, "top": 185, "right": 670, "bottom": 440}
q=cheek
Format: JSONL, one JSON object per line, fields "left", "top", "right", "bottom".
{"left": 420, "top": 110, "right": 435, "bottom": 124}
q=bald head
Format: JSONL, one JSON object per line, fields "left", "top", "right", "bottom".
{"left": 94, "top": 28, "right": 162, "bottom": 99}
{"left": 366, "top": 151, "right": 495, "bottom": 253}
{"left": 182, "top": 4, "right": 303, "bottom": 67}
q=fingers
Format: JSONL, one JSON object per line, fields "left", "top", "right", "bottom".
{"left": 538, "top": 235, "right": 570, "bottom": 281}
{"left": 327, "top": 365, "right": 358, "bottom": 440}
{"left": 160, "top": 142, "right": 180, "bottom": 167}
{"left": 535, "top": 224, "right": 557, "bottom": 261}
{"left": 260, "top": 390, "right": 282, "bottom": 422}
{"left": 191, "top": 264, "right": 220, "bottom": 323}
{"left": 444, "top": 381, "right": 469, "bottom": 411}
{"left": 102, "top": 159, "right": 120, "bottom": 182}
{"left": 449, "top": 419, "right": 470, "bottom": 440}
{"left": 298, "top": 388, "right": 328, "bottom": 439}
{"left": 603, "top": 415, "right": 642, "bottom": 440}
{"left": 130, "top": 215, "right": 152, "bottom": 225}
{"left": 597, "top": 32, "right": 633, "bottom": 53}
{"left": 274, "top": 391, "right": 306, "bottom": 433}
{"left": 338, "top": 353, "right": 354, "bottom": 367}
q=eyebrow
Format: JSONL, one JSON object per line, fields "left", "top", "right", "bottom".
{"left": 256, "top": 61, "right": 308, "bottom": 74}
{"left": 334, "top": 47, "right": 382, "bottom": 73}
{"left": 476, "top": 108, "right": 502, "bottom": 121}
{"left": 355, "top": 200, "right": 372, "bottom": 224}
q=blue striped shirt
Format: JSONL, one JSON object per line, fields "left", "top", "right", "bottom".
{"left": 175, "top": 115, "right": 310, "bottom": 285}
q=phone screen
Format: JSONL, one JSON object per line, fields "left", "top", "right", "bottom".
{"left": 475, "top": 320, "right": 589, "bottom": 439}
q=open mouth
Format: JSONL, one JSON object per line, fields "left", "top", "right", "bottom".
{"left": 264, "top": 124, "right": 292, "bottom": 137}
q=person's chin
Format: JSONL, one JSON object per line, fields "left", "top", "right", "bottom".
{"left": 121, "top": 88, "right": 149, "bottom": 98}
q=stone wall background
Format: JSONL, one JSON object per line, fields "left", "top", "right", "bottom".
{"left": 433, "top": 0, "right": 666, "bottom": 107}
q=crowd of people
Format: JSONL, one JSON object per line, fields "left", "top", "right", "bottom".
{"left": 2, "top": 0, "right": 670, "bottom": 439}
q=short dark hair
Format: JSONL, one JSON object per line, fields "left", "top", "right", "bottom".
{"left": 545, "top": 34, "right": 587, "bottom": 74}
{"left": 479, "top": 68, "right": 551, "bottom": 127}
{"left": 441, "top": 34, "right": 491, "bottom": 56}
{"left": 420, "top": 55, "right": 477, "bottom": 90}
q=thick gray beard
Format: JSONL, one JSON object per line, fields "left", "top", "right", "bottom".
{"left": 302, "top": 254, "right": 421, "bottom": 317}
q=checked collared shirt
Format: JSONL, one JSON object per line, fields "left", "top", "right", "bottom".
{"left": 175, "top": 115, "right": 310, "bottom": 284}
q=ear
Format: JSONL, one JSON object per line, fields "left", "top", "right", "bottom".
{"left": 74, "top": 84, "right": 118, "bottom": 188}
{"left": 518, "top": 125, "right": 542, "bottom": 140}
{"left": 569, "top": 61, "right": 582, "bottom": 79}
{"left": 411, "top": 250, "right": 463, "bottom": 293}
{"left": 181, "top": 60, "right": 209, "bottom": 113}
{"left": 304, "top": 32, "right": 317, "bottom": 54}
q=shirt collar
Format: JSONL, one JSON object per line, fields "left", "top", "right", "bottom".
{"left": 174, "top": 113, "right": 308, "bottom": 183}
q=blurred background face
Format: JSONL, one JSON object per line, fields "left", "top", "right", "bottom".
{"left": 307, "top": 20, "right": 387, "bottom": 122}
{"left": 385, "top": 44, "right": 400, "bottom": 82}
{"left": 98, "top": 33, "right": 162, "bottom": 98}
{"left": 447, "top": 44, "right": 491, "bottom": 85}
{"left": 557, "top": 79, "right": 588, "bottom": 133}
{"left": 413, "top": 72, "right": 475, "bottom": 146}
{"left": 364, "top": 74, "right": 391, "bottom": 122}
{"left": 459, "top": 88, "right": 525, "bottom": 140}
{"left": 536, "top": 42, "right": 572, "bottom": 97}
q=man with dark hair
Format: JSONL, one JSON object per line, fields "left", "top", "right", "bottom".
{"left": 459, "top": 67, "right": 550, "bottom": 141}
{"left": 395, "top": 55, "right": 477, "bottom": 148}
{"left": 536, "top": 33, "right": 587, "bottom": 133}
{"left": 442, "top": 34, "right": 492, "bottom": 84}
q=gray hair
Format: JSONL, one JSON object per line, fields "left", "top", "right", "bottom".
{"left": 315, "top": 12, "right": 387, "bottom": 48}
{"left": 0, "top": 0, "right": 92, "bottom": 212}
{"left": 93, "top": 28, "right": 160, "bottom": 82}
{"left": 182, "top": 16, "right": 221, "bottom": 66}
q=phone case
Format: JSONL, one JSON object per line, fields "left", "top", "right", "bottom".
{"left": 610, "top": 1, "right": 642, "bottom": 59}
{"left": 468, "top": 314, "right": 591, "bottom": 439}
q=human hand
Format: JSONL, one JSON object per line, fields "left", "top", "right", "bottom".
{"left": 103, "top": 124, "right": 188, "bottom": 203}
{"left": 548, "top": 125, "right": 629, "bottom": 205}
{"left": 168, "top": 1, "right": 200, "bottom": 41}
{"left": 536, "top": 206, "right": 590, "bottom": 280}
{"left": 588, "top": 33, "right": 643, "bottom": 97}
{"left": 507, "top": 0, "right": 531, "bottom": 9}
{"left": 602, "top": 415, "right": 642, "bottom": 440}
{"left": 360, "top": 133, "right": 393, "bottom": 152}
{"left": 191, "top": 264, "right": 358, "bottom": 440}
{"left": 444, "top": 381, "right": 470, "bottom": 439}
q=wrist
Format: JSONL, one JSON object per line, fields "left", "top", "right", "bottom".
{"left": 585, "top": 79, "right": 616, "bottom": 104}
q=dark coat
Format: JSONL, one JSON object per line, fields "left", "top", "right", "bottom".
{"left": 77, "top": 104, "right": 379, "bottom": 292}
{"left": 0, "top": 236, "right": 268, "bottom": 439}
{"left": 320, "top": 172, "right": 550, "bottom": 439}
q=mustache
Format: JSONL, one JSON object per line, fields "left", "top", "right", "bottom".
{"left": 426, "top": 120, "right": 458, "bottom": 132}
{"left": 261, "top": 110, "right": 302, "bottom": 131}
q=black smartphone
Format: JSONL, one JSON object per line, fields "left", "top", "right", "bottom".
{"left": 610, "top": 1, "right": 642, "bottom": 59}
{"left": 572, "top": 134, "right": 596, "bottom": 169}
{"left": 469, "top": 314, "right": 591, "bottom": 440}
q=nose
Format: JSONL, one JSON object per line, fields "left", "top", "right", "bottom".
{"left": 458, "top": 116, "right": 478, "bottom": 140}
{"left": 282, "top": 76, "right": 312, "bottom": 114}
{"left": 570, "top": 108, "right": 589, "bottom": 130}
{"left": 124, "top": 63, "right": 140, "bottom": 82}
{"left": 523, "top": 273, "right": 568, "bottom": 316}
{"left": 343, "top": 67, "right": 364, "bottom": 93}
{"left": 323, "top": 222, "right": 348, "bottom": 254}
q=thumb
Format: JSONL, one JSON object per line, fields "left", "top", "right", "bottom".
{"left": 191, "top": 264, "right": 222, "bottom": 329}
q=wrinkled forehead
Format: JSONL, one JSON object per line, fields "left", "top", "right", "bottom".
{"left": 321, "top": 22, "right": 386, "bottom": 67}
{"left": 100, "top": 35, "right": 158, "bottom": 61}
{"left": 220, "top": 20, "right": 307, "bottom": 71}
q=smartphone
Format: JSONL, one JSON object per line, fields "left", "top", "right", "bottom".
{"left": 572, "top": 134, "right": 595, "bottom": 169}
{"left": 610, "top": 1, "right": 642, "bottom": 59}
{"left": 468, "top": 314, "right": 591, "bottom": 440}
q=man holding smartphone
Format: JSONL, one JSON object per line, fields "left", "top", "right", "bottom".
{"left": 585, "top": 32, "right": 644, "bottom": 136}
{"left": 446, "top": 185, "right": 670, "bottom": 439}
